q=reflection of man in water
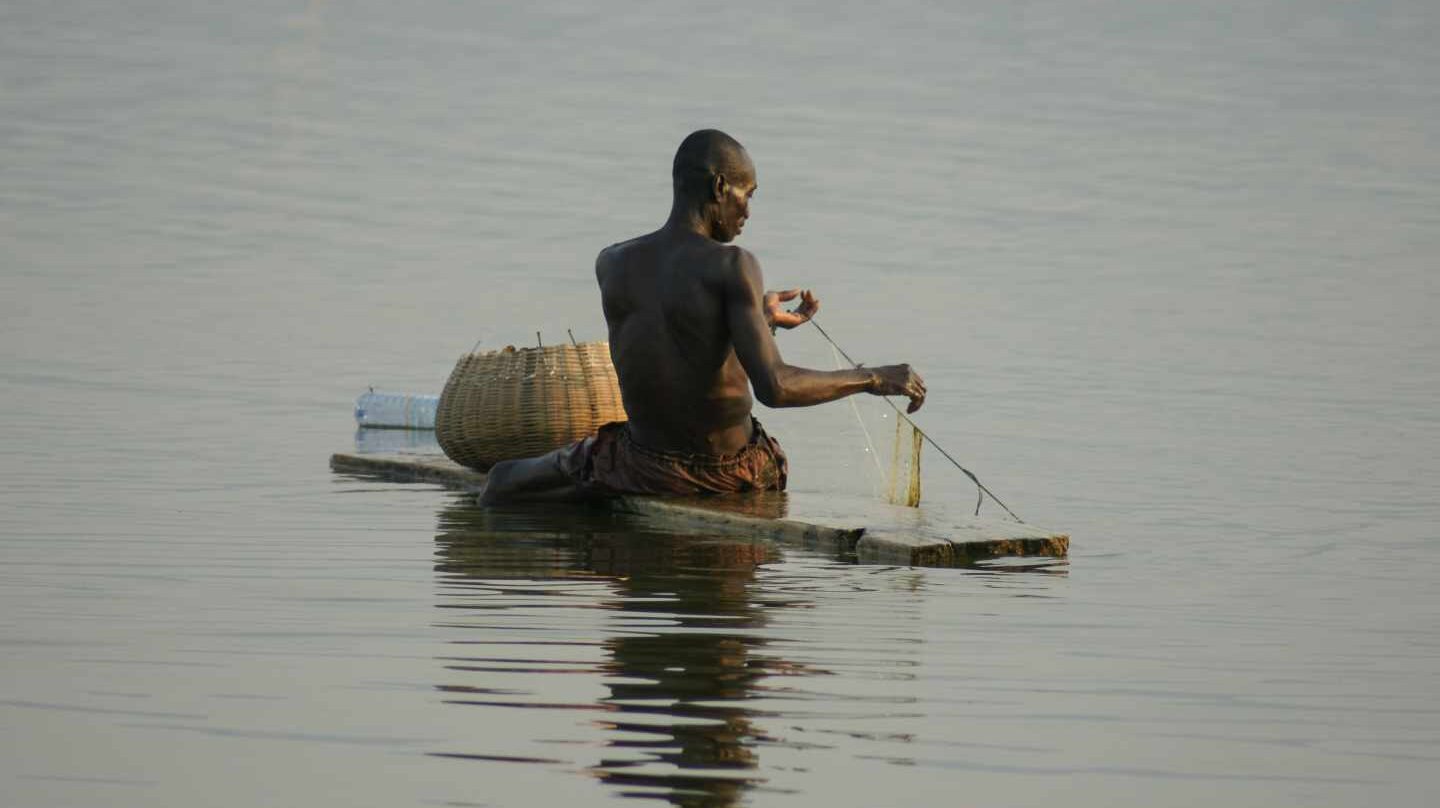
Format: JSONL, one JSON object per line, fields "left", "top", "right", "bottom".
{"left": 432, "top": 502, "right": 797, "bottom": 807}
{"left": 482, "top": 129, "right": 925, "bottom": 504}
{"left": 592, "top": 538, "right": 775, "bottom": 805}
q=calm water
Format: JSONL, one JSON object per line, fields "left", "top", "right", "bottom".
{"left": 3, "top": 1, "right": 1438, "bottom": 805}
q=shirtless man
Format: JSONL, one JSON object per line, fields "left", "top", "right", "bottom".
{"left": 479, "top": 129, "right": 924, "bottom": 504}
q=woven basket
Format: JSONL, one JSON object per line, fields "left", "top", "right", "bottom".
{"left": 435, "top": 341, "right": 628, "bottom": 471}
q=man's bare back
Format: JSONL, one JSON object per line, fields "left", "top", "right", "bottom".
{"left": 479, "top": 130, "right": 923, "bottom": 504}
{"left": 598, "top": 230, "right": 763, "bottom": 456}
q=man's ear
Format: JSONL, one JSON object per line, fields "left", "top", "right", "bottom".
{"left": 711, "top": 173, "right": 728, "bottom": 203}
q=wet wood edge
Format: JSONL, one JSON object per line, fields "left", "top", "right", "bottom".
{"left": 607, "top": 496, "right": 865, "bottom": 559}
{"left": 329, "top": 452, "right": 1068, "bottom": 568}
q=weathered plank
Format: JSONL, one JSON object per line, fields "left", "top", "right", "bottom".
{"left": 331, "top": 451, "right": 487, "bottom": 489}
{"left": 330, "top": 451, "right": 1068, "bottom": 568}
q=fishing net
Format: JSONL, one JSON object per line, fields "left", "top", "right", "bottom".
{"left": 885, "top": 414, "right": 923, "bottom": 508}
{"left": 830, "top": 342, "right": 923, "bottom": 507}
{"left": 815, "top": 318, "right": 1023, "bottom": 521}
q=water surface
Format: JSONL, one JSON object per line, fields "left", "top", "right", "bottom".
{"left": 3, "top": 1, "right": 1438, "bottom": 805}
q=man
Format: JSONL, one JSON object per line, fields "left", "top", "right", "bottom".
{"left": 480, "top": 129, "right": 925, "bottom": 504}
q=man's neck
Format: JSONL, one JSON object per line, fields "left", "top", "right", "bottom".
{"left": 664, "top": 201, "right": 716, "bottom": 241}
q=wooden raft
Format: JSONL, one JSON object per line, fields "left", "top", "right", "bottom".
{"left": 329, "top": 451, "right": 1069, "bottom": 568}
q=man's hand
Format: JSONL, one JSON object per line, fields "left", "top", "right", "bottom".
{"left": 764, "top": 288, "right": 820, "bottom": 330}
{"left": 869, "top": 364, "right": 927, "bottom": 413}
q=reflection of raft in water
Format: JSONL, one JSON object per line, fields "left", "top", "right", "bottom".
{"left": 329, "top": 450, "right": 1069, "bottom": 569}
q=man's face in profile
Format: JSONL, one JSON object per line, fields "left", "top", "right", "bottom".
{"left": 715, "top": 157, "right": 757, "bottom": 243}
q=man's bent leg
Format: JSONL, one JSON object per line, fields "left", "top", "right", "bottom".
{"left": 478, "top": 449, "right": 583, "bottom": 506}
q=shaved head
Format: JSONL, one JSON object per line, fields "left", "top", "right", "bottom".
{"left": 672, "top": 129, "right": 753, "bottom": 200}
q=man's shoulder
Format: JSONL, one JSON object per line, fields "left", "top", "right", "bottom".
{"left": 715, "top": 243, "right": 761, "bottom": 283}
{"left": 596, "top": 233, "right": 653, "bottom": 287}
{"left": 689, "top": 241, "right": 757, "bottom": 276}
{"left": 597, "top": 233, "right": 648, "bottom": 267}
{"left": 601, "top": 231, "right": 757, "bottom": 273}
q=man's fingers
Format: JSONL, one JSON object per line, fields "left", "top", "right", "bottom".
{"left": 907, "top": 388, "right": 925, "bottom": 413}
{"left": 897, "top": 369, "right": 925, "bottom": 412}
{"left": 874, "top": 366, "right": 925, "bottom": 410}
{"left": 800, "top": 293, "right": 820, "bottom": 315}
{"left": 773, "top": 288, "right": 800, "bottom": 301}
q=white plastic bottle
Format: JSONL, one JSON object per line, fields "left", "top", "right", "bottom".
{"left": 354, "top": 390, "right": 439, "bottom": 429}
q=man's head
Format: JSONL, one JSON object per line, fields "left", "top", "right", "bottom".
{"left": 672, "top": 129, "right": 756, "bottom": 243}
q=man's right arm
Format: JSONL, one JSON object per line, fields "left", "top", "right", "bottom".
{"left": 724, "top": 249, "right": 926, "bottom": 412}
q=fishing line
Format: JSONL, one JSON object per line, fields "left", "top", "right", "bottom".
{"left": 830, "top": 342, "right": 888, "bottom": 490}
{"left": 834, "top": 339, "right": 921, "bottom": 507}
{"left": 810, "top": 317, "right": 1025, "bottom": 522}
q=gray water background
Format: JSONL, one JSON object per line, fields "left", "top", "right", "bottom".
{"left": 3, "top": 1, "right": 1438, "bottom": 805}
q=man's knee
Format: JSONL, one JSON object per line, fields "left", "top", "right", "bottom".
{"left": 477, "top": 460, "right": 518, "bottom": 506}
{"left": 477, "top": 454, "right": 576, "bottom": 506}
